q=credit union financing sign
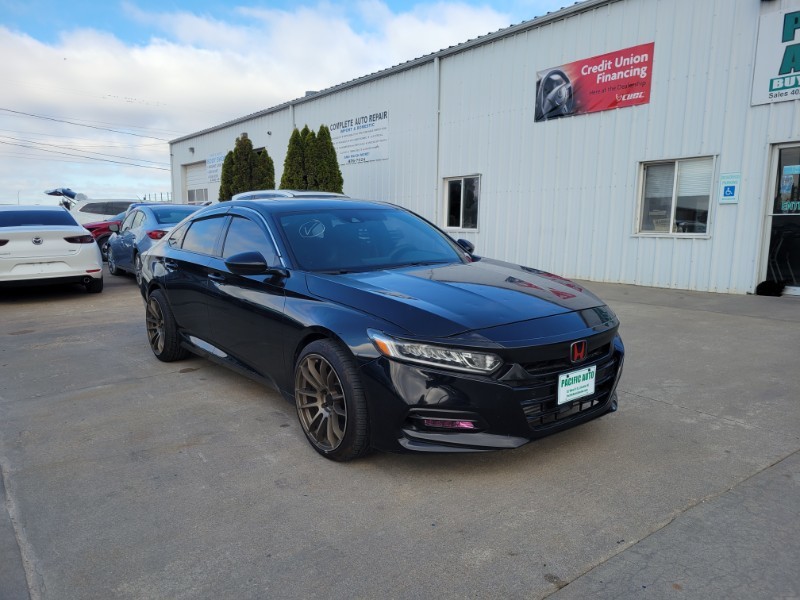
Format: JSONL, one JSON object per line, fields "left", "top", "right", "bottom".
{"left": 535, "top": 42, "right": 654, "bottom": 122}
{"left": 752, "top": 9, "right": 800, "bottom": 105}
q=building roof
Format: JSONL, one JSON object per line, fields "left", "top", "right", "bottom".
{"left": 169, "top": 0, "right": 615, "bottom": 145}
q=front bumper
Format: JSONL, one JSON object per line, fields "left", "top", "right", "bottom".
{"left": 359, "top": 334, "right": 624, "bottom": 453}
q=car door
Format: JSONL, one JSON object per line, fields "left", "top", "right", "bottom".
{"left": 161, "top": 213, "right": 228, "bottom": 346}
{"left": 117, "top": 210, "right": 145, "bottom": 270}
{"left": 204, "top": 211, "right": 289, "bottom": 386}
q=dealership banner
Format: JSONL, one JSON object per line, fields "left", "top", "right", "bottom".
{"left": 535, "top": 42, "right": 655, "bottom": 122}
{"left": 752, "top": 9, "right": 800, "bottom": 105}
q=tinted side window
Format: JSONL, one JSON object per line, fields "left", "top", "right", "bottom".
{"left": 222, "top": 216, "right": 278, "bottom": 265}
{"left": 181, "top": 216, "right": 226, "bottom": 255}
{"left": 108, "top": 201, "right": 133, "bottom": 213}
{"left": 120, "top": 212, "right": 137, "bottom": 231}
{"left": 79, "top": 203, "right": 108, "bottom": 215}
{"left": 168, "top": 222, "right": 189, "bottom": 248}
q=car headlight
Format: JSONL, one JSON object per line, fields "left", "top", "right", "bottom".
{"left": 368, "top": 330, "right": 502, "bottom": 374}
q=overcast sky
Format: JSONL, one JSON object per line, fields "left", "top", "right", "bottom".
{"left": 0, "top": 0, "right": 572, "bottom": 204}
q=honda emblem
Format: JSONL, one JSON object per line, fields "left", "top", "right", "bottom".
{"left": 570, "top": 340, "right": 588, "bottom": 363}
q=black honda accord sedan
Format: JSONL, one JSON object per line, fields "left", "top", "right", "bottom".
{"left": 139, "top": 196, "right": 624, "bottom": 461}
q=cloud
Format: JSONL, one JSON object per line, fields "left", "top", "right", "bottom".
{"left": 0, "top": 1, "right": 515, "bottom": 201}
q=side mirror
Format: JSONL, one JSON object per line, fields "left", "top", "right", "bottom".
{"left": 109, "top": 223, "right": 120, "bottom": 233}
{"left": 225, "top": 251, "right": 289, "bottom": 278}
{"left": 456, "top": 238, "right": 475, "bottom": 254}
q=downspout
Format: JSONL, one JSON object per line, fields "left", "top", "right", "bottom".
{"left": 434, "top": 56, "right": 442, "bottom": 224}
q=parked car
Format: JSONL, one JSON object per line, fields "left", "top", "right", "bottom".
{"left": 0, "top": 205, "right": 103, "bottom": 293}
{"left": 107, "top": 204, "right": 200, "bottom": 283}
{"left": 60, "top": 199, "right": 138, "bottom": 225}
{"left": 82, "top": 211, "right": 125, "bottom": 261}
{"left": 139, "top": 197, "right": 624, "bottom": 461}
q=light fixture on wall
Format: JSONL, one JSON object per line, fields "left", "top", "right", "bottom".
{"left": 267, "top": 131, "right": 272, "bottom": 136}
{"left": 189, "top": 147, "right": 195, "bottom": 154}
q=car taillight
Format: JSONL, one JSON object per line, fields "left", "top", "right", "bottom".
{"left": 64, "top": 235, "right": 95, "bottom": 244}
{"left": 147, "top": 230, "right": 168, "bottom": 240}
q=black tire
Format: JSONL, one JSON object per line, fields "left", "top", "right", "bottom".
{"left": 85, "top": 277, "right": 103, "bottom": 294}
{"left": 107, "top": 247, "right": 123, "bottom": 276}
{"left": 145, "top": 289, "right": 188, "bottom": 362}
{"left": 97, "top": 235, "right": 110, "bottom": 262}
{"left": 134, "top": 253, "right": 143, "bottom": 286}
{"left": 294, "top": 339, "right": 371, "bottom": 461}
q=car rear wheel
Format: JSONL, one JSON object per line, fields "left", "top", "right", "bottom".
{"left": 294, "top": 339, "right": 371, "bottom": 461}
{"left": 107, "top": 247, "right": 123, "bottom": 276}
{"left": 85, "top": 277, "right": 103, "bottom": 294}
{"left": 146, "top": 289, "right": 188, "bottom": 362}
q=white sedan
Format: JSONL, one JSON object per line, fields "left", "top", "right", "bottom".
{"left": 0, "top": 205, "right": 103, "bottom": 293}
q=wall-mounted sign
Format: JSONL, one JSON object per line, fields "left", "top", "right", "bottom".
{"left": 206, "top": 152, "right": 226, "bottom": 183}
{"left": 752, "top": 9, "right": 800, "bottom": 105}
{"left": 535, "top": 42, "right": 655, "bottom": 122}
{"left": 719, "top": 172, "right": 741, "bottom": 204}
{"left": 329, "top": 111, "right": 389, "bottom": 165}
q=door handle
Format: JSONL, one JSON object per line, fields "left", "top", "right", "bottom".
{"left": 208, "top": 272, "right": 225, "bottom": 282}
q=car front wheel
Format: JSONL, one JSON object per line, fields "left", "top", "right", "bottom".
{"left": 294, "top": 339, "right": 371, "bottom": 461}
{"left": 145, "top": 289, "right": 188, "bottom": 362}
{"left": 97, "top": 236, "right": 110, "bottom": 261}
{"left": 107, "top": 247, "right": 122, "bottom": 276}
{"left": 134, "top": 253, "right": 143, "bottom": 286}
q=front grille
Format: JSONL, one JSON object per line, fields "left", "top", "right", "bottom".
{"left": 520, "top": 343, "right": 610, "bottom": 378}
{"left": 515, "top": 347, "right": 621, "bottom": 431}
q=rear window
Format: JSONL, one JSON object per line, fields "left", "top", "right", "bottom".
{"left": 153, "top": 206, "right": 198, "bottom": 225}
{"left": 0, "top": 210, "right": 78, "bottom": 227}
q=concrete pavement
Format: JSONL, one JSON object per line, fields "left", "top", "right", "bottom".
{"left": 1, "top": 274, "right": 799, "bottom": 599}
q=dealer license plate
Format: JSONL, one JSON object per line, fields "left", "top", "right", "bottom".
{"left": 557, "top": 365, "right": 596, "bottom": 405}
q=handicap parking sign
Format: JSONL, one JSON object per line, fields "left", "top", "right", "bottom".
{"left": 719, "top": 173, "right": 740, "bottom": 204}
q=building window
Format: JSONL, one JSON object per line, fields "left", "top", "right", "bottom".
{"left": 639, "top": 157, "right": 713, "bottom": 234}
{"left": 445, "top": 176, "right": 480, "bottom": 229}
{"left": 188, "top": 188, "right": 208, "bottom": 205}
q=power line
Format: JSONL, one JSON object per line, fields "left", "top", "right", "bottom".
{"left": 0, "top": 108, "right": 173, "bottom": 141}
{"left": 0, "top": 128, "right": 166, "bottom": 148}
{"left": 0, "top": 135, "right": 170, "bottom": 166}
{"left": 0, "top": 140, "right": 170, "bottom": 171}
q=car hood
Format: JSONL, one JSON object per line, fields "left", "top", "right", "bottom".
{"left": 305, "top": 258, "right": 607, "bottom": 338}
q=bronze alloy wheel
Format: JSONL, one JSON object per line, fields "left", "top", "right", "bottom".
{"left": 146, "top": 295, "right": 166, "bottom": 356}
{"left": 295, "top": 353, "right": 348, "bottom": 452}
{"left": 144, "top": 290, "right": 188, "bottom": 362}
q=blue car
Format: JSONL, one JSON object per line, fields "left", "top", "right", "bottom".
{"left": 107, "top": 204, "right": 200, "bottom": 283}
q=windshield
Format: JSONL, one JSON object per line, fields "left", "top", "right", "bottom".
{"left": 276, "top": 207, "right": 463, "bottom": 272}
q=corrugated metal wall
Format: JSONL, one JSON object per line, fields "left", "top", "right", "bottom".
{"left": 170, "top": 0, "right": 800, "bottom": 294}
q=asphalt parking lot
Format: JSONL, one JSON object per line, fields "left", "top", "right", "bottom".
{"left": 1, "top": 271, "right": 799, "bottom": 600}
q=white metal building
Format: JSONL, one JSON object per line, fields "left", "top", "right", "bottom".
{"left": 170, "top": 0, "right": 800, "bottom": 295}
